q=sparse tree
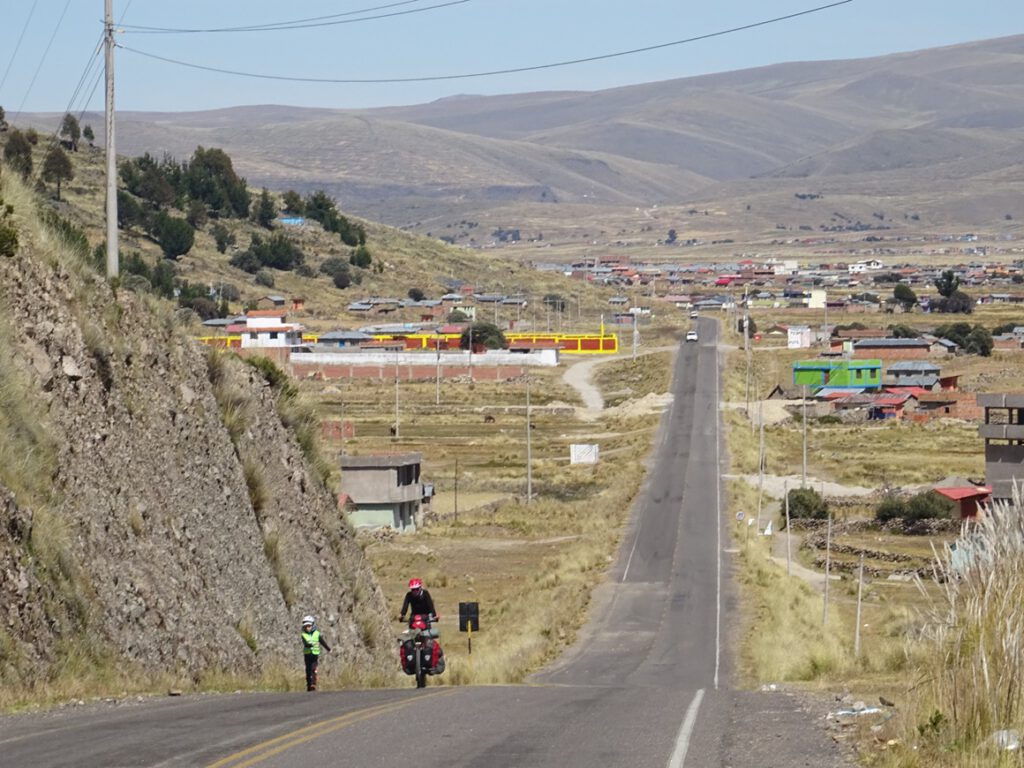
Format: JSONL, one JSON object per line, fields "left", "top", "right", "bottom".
{"left": 460, "top": 322, "right": 506, "bottom": 350}
{"left": 117, "top": 190, "right": 145, "bottom": 231}
{"left": 24, "top": 128, "right": 38, "bottom": 145}
{"left": 349, "top": 244, "right": 372, "bottom": 268}
{"left": 893, "top": 283, "right": 917, "bottom": 311}
{"left": 666, "top": 228, "right": 678, "bottom": 244}
{"left": 82, "top": 124, "right": 95, "bottom": 146}
{"left": 407, "top": 287, "right": 425, "bottom": 301}
{"left": 965, "top": 326, "right": 993, "bottom": 357}
{"left": 138, "top": 165, "right": 176, "bottom": 209}
{"left": 41, "top": 145, "right": 74, "bottom": 200}
{"left": 3, "top": 129, "right": 33, "bottom": 179}
{"left": 0, "top": 105, "right": 8, "bottom": 132}
{"left": 448, "top": 309, "right": 469, "bottom": 323}
{"left": 935, "top": 269, "right": 960, "bottom": 299}
{"left": 186, "top": 199, "right": 208, "bottom": 229}
{"left": 152, "top": 213, "right": 195, "bottom": 259}
{"left": 281, "top": 189, "right": 304, "bottom": 215}
{"left": 938, "top": 290, "right": 973, "bottom": 314}
{"left": 211, "top": 222, "right": 235, "bottom": 254}
{"left": 253, "top": 187, "right": 277, "bottom": 229}
{"left": 60, "top": 113, "right": 81, "bottom": 151}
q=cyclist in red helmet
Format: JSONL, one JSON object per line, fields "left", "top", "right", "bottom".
{"left": 399, "top": 578, "right": 437, "bottom": 626}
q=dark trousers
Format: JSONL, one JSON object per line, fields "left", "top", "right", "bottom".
{"left": 304, "top": 654, "right": 319, "bottom": 690}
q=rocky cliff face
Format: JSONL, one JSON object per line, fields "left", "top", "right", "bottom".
{"left": 0, "top": 189, "right": 390, "bottom": 692}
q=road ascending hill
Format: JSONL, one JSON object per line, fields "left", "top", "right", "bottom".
{"left": 0, "top": 320, "right": 848, "bottom": 767}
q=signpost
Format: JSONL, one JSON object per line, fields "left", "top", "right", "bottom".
{"left": 459, "top": 602, "right": 480, "bottom": 654}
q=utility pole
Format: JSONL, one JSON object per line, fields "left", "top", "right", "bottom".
{"left": 854, "top": 553, "right": 865, "bottom": 657}
{"left": 453, "top": 457, "right": 459, "bottom": 521}
{"left": 744, "top": 312, "right": 751, "bottom": 419}
{"left": 468, "top": 325, "right": 473, "bottom": 383}
{"left": 393, "top": 350, "right": 400, "bottom": 439}
{"left": 823, "top": 289, "right": 829, "bottom": 350}
{"left": 104, "top": 0, "right": 119, "bottom": 279}
{"left": 823, "top": 511, "right": 833, "bottom": 626}
{"left": 525, "top": 375, "right": 533, "bottom": 504}
{"left": 756, "top": 400, "right": 765, "bottom": 530}
{"left": 632, "top": 313, "right": 638, "bottom": 361}
{"left": 784, "top": 480, "right": 792, "bottom": 577}
{"left": 802, "top": 384, "right": 808, "bottom": 487}
{"left": 435, "top": 339, "right": 441, "bottom": 406}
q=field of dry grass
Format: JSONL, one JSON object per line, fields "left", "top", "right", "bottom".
{"left": 311, "top": 351, "right": 667, "bottom": 686}
{"left": 721, "top": 334, "right": 1024, "bottom": 766}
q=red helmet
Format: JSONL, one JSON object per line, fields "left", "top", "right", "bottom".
{"left": 408, "top": 578, "right": 423, "bottom": 591}
{"left": 410, "top": 615, "right": 428, "bottom": 630}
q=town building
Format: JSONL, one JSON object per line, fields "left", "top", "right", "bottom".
{"left": 793, "top": 359, "right": 882, "bottom": 391}
{"left": 978, "top": 393, "right": 1024, "bottom": 503}
{"left": 238, "top": 310, "right": 304, "bottom": 349}
{"left": 339, "top": 452, "right": 429, "bottom": 531}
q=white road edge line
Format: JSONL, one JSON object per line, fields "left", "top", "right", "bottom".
{"left": 622, "top": 515, "right": 641, "bottom": 582}
{"left": 714, "top": 330, "right": 722, "bottom": 691}
{"left": 667, "top": 688, "right": 706, "bottom": 768}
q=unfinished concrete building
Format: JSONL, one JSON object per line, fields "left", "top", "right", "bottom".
{"left": 979, "top": 394, "right": 1024, "bottom": 502}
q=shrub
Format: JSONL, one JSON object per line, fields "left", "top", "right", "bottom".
{"left": 212, "top": 222, "right": 235, "bottom": 254}
{"left": 784, "top": 487, "right": 828, "bottom": 520}
{"left": 254, "top": 269, "right": 274, "bottom": 288}
{"left": 319, "top": 256, "right": 349, "bottom": 277}
{"left": 349, "top": 244, "right": 372, "bottom": 268}
{"left": 229, "top": 250, "right": 261, "bottom": 273}
{"left": 905, "top": 491, "right": 955, "bottom": 522}
{"left": 0, "top": 198, "right": 17, "bottom": 258}
{"left": 151, "top": 213, "right": 195, "bottom": 259}
{"left": 875, "top": 495, "right": 907, "bottom": 523}
{"left": 875, "top": 490, "right": 954, "bottom": 523}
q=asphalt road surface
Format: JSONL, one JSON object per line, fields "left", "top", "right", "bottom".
{"left": 1, "top": 320, "right": 849, "bottom": 767}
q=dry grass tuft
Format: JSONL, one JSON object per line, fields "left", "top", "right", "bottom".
{"left": 881, "top": 497, "right": 1024, "bottom": 765}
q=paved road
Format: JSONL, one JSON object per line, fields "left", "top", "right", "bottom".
{"left": 1, "top": 320, "right": 849, "bottom": 767}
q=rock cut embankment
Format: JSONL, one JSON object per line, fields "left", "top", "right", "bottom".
{"left": 0, "top": 183, "right": 389, "bottom": 692}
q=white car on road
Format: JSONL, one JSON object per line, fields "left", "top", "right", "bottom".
{"left": 685, "top": 330, "right": 698, "bottom": 342}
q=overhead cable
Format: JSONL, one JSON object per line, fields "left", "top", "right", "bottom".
{"left": 120, "top": 0, "right": 853, "bottom": 84}
{"left": 0, "top": 0, "right": 41, "bottom": 95}
{"left": 13, "top": 0, "right": 73, "bottom": 121}
{"left": 120, "top": 0, "right": 468, "bottom": 34}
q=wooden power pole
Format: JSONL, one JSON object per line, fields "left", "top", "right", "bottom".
{"left": 104, "top": 0, "right": 119, "bottom": 279}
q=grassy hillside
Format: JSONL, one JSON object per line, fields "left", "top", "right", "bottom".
{"left": 0, "top": 162, "right": 393, "bottom": 709}
{"left": 0, "top": 134, "right": 619, "bottom": 330}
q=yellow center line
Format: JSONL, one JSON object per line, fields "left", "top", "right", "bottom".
{"left": 207, "top": 690, "right": 453, "bottom": 768}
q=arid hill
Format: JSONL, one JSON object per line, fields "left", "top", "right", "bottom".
{"left": 18, "top": 34, "right": 1024, "bottom": 243}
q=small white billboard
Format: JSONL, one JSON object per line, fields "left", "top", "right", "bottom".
{"left": 570, "top": 444, "right": 600, "bottom": 464}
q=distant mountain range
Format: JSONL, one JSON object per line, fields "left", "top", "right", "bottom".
{"left": 22, "top": 34, "right": 1024, "bottom": 237}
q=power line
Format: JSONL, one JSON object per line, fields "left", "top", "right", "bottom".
{"left": 121, "top": 0, "right": 469, "bottom": 34}
{"left": 12, "top": 0, "right": 73, "bottom": 121}
{"left": 0, "top": 0, "right": 41, "bottom": 95}
{"left": 120, "top": 0, "right": 853, "bottom": 85}
{"left": 119, "top": 0, "right": 426, "bottom": 33}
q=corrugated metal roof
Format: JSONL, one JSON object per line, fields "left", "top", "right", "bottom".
{"left": 853, "top": 338, "right": 929, "bottom": 347}
{"left": 817, "top": 387, "right": 866, "bottom": 397}
{"left": 889, "top": 361, "right": 941, "bottom": 372}
{"left": 892, "top": 375, "right": 939, "bottom": 387}
{"left": 934, "top": 486, "right": 992, "bottom": 501}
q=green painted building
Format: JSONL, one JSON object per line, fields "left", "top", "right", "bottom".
{"left": 793, "top": 359, "right": 882, "bottom": 391}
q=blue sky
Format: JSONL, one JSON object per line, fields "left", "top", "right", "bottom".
{"left": 1, "top": 0, "right": 1021, "bottom": 115}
